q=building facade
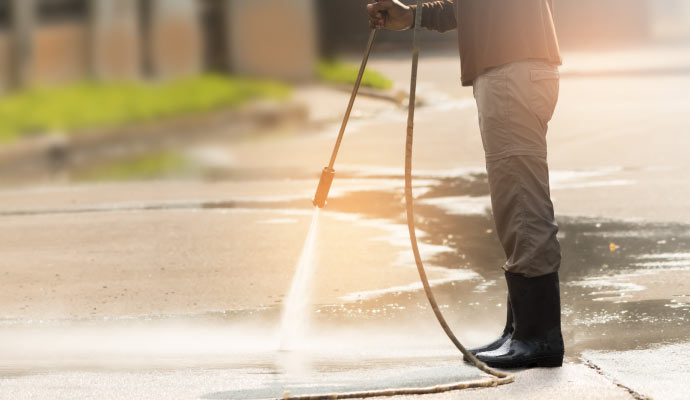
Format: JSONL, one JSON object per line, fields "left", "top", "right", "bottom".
{"left": 0, "top": 0, "right": 318, "bottom": 93}
{"left": 1, "top": 0, "right": 688, "bottom": 94}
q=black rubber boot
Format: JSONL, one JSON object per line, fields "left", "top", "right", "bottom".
{"left": 476, "top": 271, "right": 564, "bottom": 368}
{"left": 463, "top": 296, "right": 513, "bottom": 362}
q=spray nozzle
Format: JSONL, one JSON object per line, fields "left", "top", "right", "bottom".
{"left": 312, "top": 167, "right": 335, "bottom": 208}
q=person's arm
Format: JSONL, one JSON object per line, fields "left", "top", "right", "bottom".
{"left": 410, "top": 0, "right": 457, "bottom": 33}
{"left": 367, "top": 0, "right": 456, "bottom": 33}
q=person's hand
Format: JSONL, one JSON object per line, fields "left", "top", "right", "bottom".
{"left": 367, "top": 0, "right": 414, "bottom": 31}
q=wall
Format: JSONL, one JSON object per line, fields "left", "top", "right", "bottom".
{"left": 148, "top": 0, "right": 203, "bottom": 79}
{"left": 0, "top": 31, "right": 9, "bottom": 93}
{"left": 228, "top": 0, "right": 318, "bottom": 81}
{"left": 31, "top": 22, "right": 89, "bottom": 85}
{"left": 91, "top": 0, "right": 141, "bottom": 81}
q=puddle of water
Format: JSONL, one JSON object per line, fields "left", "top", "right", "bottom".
{"left": 418, "top": 195, "right": 491, "bottom": 216}
{"left": 316, "top": 172, "right": 690, "bottom": 357}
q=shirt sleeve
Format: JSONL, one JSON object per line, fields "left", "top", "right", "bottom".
{"left": 409, "top": 0, "right": 457, "bottom": 33}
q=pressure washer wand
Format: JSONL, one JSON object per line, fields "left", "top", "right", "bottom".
{"left": 313, "top": 29, "right": 378, "bottom": 208}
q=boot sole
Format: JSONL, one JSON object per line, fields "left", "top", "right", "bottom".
{"left": 482, "top": 354, "right": 563, "bottom": 369}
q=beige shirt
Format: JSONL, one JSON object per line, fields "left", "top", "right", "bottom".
{"left": 411, "top": 0, "right": 562, "bottom": 86}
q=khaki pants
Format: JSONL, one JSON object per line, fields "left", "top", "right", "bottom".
{"left": 473, "top": 60, "right": 561, "bottom": 278}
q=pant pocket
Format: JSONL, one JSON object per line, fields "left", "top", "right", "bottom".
{"left": 474, "top": 72, "right": 509, "bottom": 155}
{"left": 529, "top": 69, "right": 560, "bottom": 125}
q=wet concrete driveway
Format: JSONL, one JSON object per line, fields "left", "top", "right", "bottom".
{"left": 1, "top": 172, "right": 688, "bottom": 399}
{"left": 3, "top": 47, "right": 690, "bottom": 399}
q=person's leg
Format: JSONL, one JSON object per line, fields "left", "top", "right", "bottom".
{"left": 471, "top": 60, "right": 563, "bottom": 368}
{"left": 479, "top": 155, "right": 563, "bottom": 367}
{"left": 487, "top": 155, "right": 561, "bottom": 277}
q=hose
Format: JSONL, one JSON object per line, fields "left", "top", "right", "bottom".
{"left": 403, "top": 0, "right": 514, "bottom": 387}
{"left": 290, "top": 2, "right": 514, "bottom": 398}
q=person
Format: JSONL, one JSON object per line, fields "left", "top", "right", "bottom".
{"left": 366, "top": 0, "right": 564, "bottom": 369}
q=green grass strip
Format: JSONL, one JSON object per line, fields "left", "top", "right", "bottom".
{"left": 0, "top": 75, "right": 290, "bottom": 143}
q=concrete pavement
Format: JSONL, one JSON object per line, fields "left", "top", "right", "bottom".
{"left": 3, "top": 44, "right": 690, "bottom": 399}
